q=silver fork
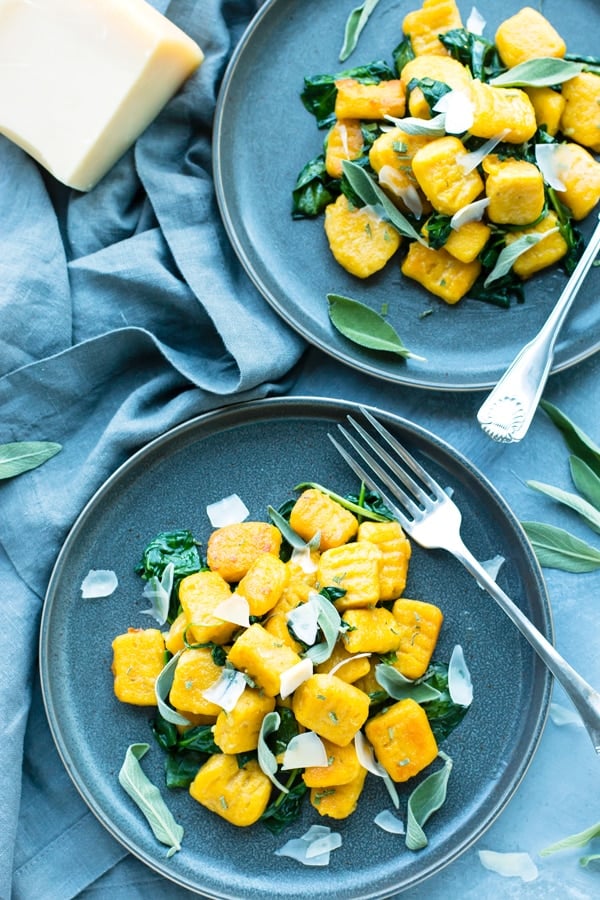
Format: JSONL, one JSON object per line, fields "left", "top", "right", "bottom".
{"left": 330, "top": 407, "right": 600, "bottom": 754}
{"left": 477, "top": 216, "right": 600, "bottom": 444}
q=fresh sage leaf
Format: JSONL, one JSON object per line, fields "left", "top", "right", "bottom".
{"left": 258, "top": 711, "right": 289, "bottom": 793}
{"left": 569, "top": 456, "right": 600, "bottom": 510}
{"left": 339, "top": 0, "right": 381, "bottom": 62}
{"left": 327, "top": 294, "right": 424, "bottom": 360}
{"left": 155, "top": 653, "right": 191, "bottom": 727}
{"left": 405, "top": 751, "right": 453, "bottom": 850}
{"left": 304, "top": 592, "right": 344, "bottom": 665}
{"left": 374, "top": 663, "right": 442, "bottom": 703}
{"left": 526, "top": 480, "right": 600, "bottom": 534}
{"left": 484, "top": 229, "right": 559, "bottom": 286}
{"left": 118, "top": 743, "right": 184, "bottom": 857}
{"left": 490, "top": 57, "right": 583, "bottom": 88}
{"left": 267, "top": 505, "right": 309, "bottom": 550}
{"left": 294, "top": 481, "right": 393, "bottom": 521}
{"left": 0, "top": 441, "right": 61, "bottom": 480}
{"left": 540, "top": 820, "right": 600, "bottom": 856}
{"left": 341, "top": 161, "right": 425, "bottom": 243}
{"left": 521, "top": 521, "right": 600, "bottom": 572}
{"left": 541, "top": 401, "right": 600, "bottom": 478}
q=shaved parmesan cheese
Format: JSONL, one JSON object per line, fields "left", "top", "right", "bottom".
{"left": 374, "top": 809, "right": 405, "bottom": 834}
{"left": 458, "top": 130, "right": 509, "bottom": 174}
{"left": 432, "top": 91, "right": 474, "bottom": 134}
{"left": 329, "top": 652, "right": 371, "bottom": 677}
{"left": 275, "top": 825, "right": 342, "bottom": 866}
{"left": 286, "top": 596, "right": 320, "bottom": 645}
{"left": 466, "top": 6, "right": 486, "bottom": 35}
{"left": 282, "top": 731, "right": 328, "bottom": 770}
{"left": 355, "top": 730, "right": 399, "bottom": 808}
{"left": 201, "top": 668, "right": 246, "bottom": 712}
{"left": 478, "top": 850, "right": 539, "bottom": 882}
{"left": 206, "top": 493, "right": 249, "bottom": 528}
{"left": 480, "top": 554, "right": 505, "bottom": 585}
{"left": 80, "top": 569, "right": 118, "bottom": 599}
{"left": 279, "top": 657, "right": 314, "bottom": 700}
{"left": 291, "top": 544, "right": 318, "bottom": 574}
{"left": 378, "top": 166, "right": 424, "bottom": 218}
{"left": 141, "top": 562, "right": 173, "bottom": 625}
{"left": 448, "top": 644, "right": 473, "bottom": 707}
{"left": 450, "top": 198, "right": 490, "bottom": 230}
{"left": 212, "top": 592, "right": 250, "bottom": 627}
{"left": 535, "top": 143, "right": 567, "bottom": 190}
{"left": 550, "top": 702, "right": 584, "bottom": 728}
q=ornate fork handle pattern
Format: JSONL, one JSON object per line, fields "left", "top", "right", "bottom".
{"left": 478, "top": 216, "right": 600, "bottom": 444}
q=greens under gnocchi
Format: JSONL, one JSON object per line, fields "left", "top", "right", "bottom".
{"left": 110, "top": 482, "right": 472, "bottom": 856}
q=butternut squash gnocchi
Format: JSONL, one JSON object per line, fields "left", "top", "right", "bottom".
{"left": 293, "top": 0, "right": 600, "bottom": 307}
{"left": 111, "top": 482, "right": 472, "bottom": 840}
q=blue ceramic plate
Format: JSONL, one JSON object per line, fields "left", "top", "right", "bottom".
{"left": 40, "top": 397, "right": 551, "bottom": 898}
{"left": 213, "top": 0, "right": 600, "bottom": 390}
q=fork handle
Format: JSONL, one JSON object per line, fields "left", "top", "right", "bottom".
{"left": 455, "top": 539, "right": 600, "bottom": 753}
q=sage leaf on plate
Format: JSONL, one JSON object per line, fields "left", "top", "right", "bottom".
{"left": 541, "top": 400, "right": 600, "bottom": 477}
{"left": 490, "top": 57, "right": 583, "bottom": 87}
{"left": 521, "top": 521, "right": 600, "bottom": 572}
{"left": 0, "top": 441, "right": 61, "bottom": 480}
{"left": 341, "top": 161, "right": 425, "bottom": 243}
{"left": 484, "top": 230, "right": 559, "bottom": 286}
{"left": 405, "top": 751, "right": 453, "bottom": 850}
{"left": 155, "top": 652, "right": 191, "bottom": 726}
{"left": 540, "top": 820, "right": 600, "bottom": 856}
{"left": 526, "top": 480, "right": 600, "bottom": 534}
{"left": 374, "top": 663, "right": 442, "bottom": 703}
{"left": 327, "top": 294, "right": 424, "bottom": 360}
{"left": 339, "top": 0, "right": 381, "bottom": 62}
{"left": 118, "top": 743, "right": 184, "bottom": 857}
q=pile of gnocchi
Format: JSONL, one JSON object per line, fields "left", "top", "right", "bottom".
{"left": 293, "top": 0, "right": 600, "bottom": 305}
{"left": 111, "top": 485, "right": 466, "bottom": 833}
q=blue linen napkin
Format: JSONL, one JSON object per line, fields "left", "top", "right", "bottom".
{"left": 0, "top": 1, "right": 304, "bottom": 897}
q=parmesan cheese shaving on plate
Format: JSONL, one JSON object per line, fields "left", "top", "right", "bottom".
{"left": 206, "top": 493, "right": 249, "bottom": 527}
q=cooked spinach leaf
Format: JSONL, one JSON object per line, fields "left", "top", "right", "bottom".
{"left": 419, "top": 662, "right": 470, "bottom": 742}
{"left": 406, "top": 77, "right": 452, "bottom": 114}
{"left": 440, "top": 28, "right": 503, "bottom": 82}
{"left": 392, "top": 36, "right": 415, "bottom": 75}
{"left": 547, "top": 188, "right": 584, "bottom": 275}
{"left": 424, "top": 213, "right": 453, "bottom": 250}
{"left": 135, "top": 530, "right": 202, "bottom": 582}
{"left": 301, "top": 60, "right": 396, "bottom": 129}
{"left": 261, "top": 772, "right": 309, "bottom": 834}
{"left": 294, "top": 480, "right": 394, "bottom": 521}
{"left": 292, "top": 153, "right": 340, "bottom": 219}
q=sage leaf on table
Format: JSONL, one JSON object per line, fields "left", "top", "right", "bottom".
{"left": 521, "top": 522, "right": 600, "bottom": 573}
{"left": 541, "top": 400, "right": 600, "bottom": 478}
{"left": 118, "top": 743, "right": 184, "bottom": 857}
{"left": 490, "top": 57, "right": 583, "bottom": 88}
{"left": 327, "top": 294, "right": 424, "bottom": 360}
{"left": 569, "top": 456, "right": 600, "bottom": 509}
{"left": 541, "top": 820, "right": 600, "bottom": 857}
{"left": 526, "top": 480, "right": 600, "bottom": 534}
{"left": 341, "top": 161, "right": 425, "bottom": 243}
{"left": 339, "top": 0, "right": 381, "bottom": 62}
{"left": 0, "top": 441, "right": 61, "bottom": 480}
{"left": 405, "top": 751, "right": 453, "bottom": 850}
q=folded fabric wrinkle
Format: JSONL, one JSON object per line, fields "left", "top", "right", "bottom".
{"left": 0, "top": 2, "right": 302, "bottom": 898}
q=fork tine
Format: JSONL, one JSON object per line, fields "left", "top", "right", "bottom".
{"left": 359, "top": 406, "right": 445, "bottom": 499}
{"left": 344, "top": 415, "right": 433, "bottom": 510}
{"left": 334, "top": 422, "right": 426, "bottom": 520}
{"left": 327, "top": 434, "right": 413, "bottom": 529}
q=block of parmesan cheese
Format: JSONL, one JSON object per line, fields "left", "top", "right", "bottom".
{"left": 0, "top": 0, "right": 204, "bottom": 191}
